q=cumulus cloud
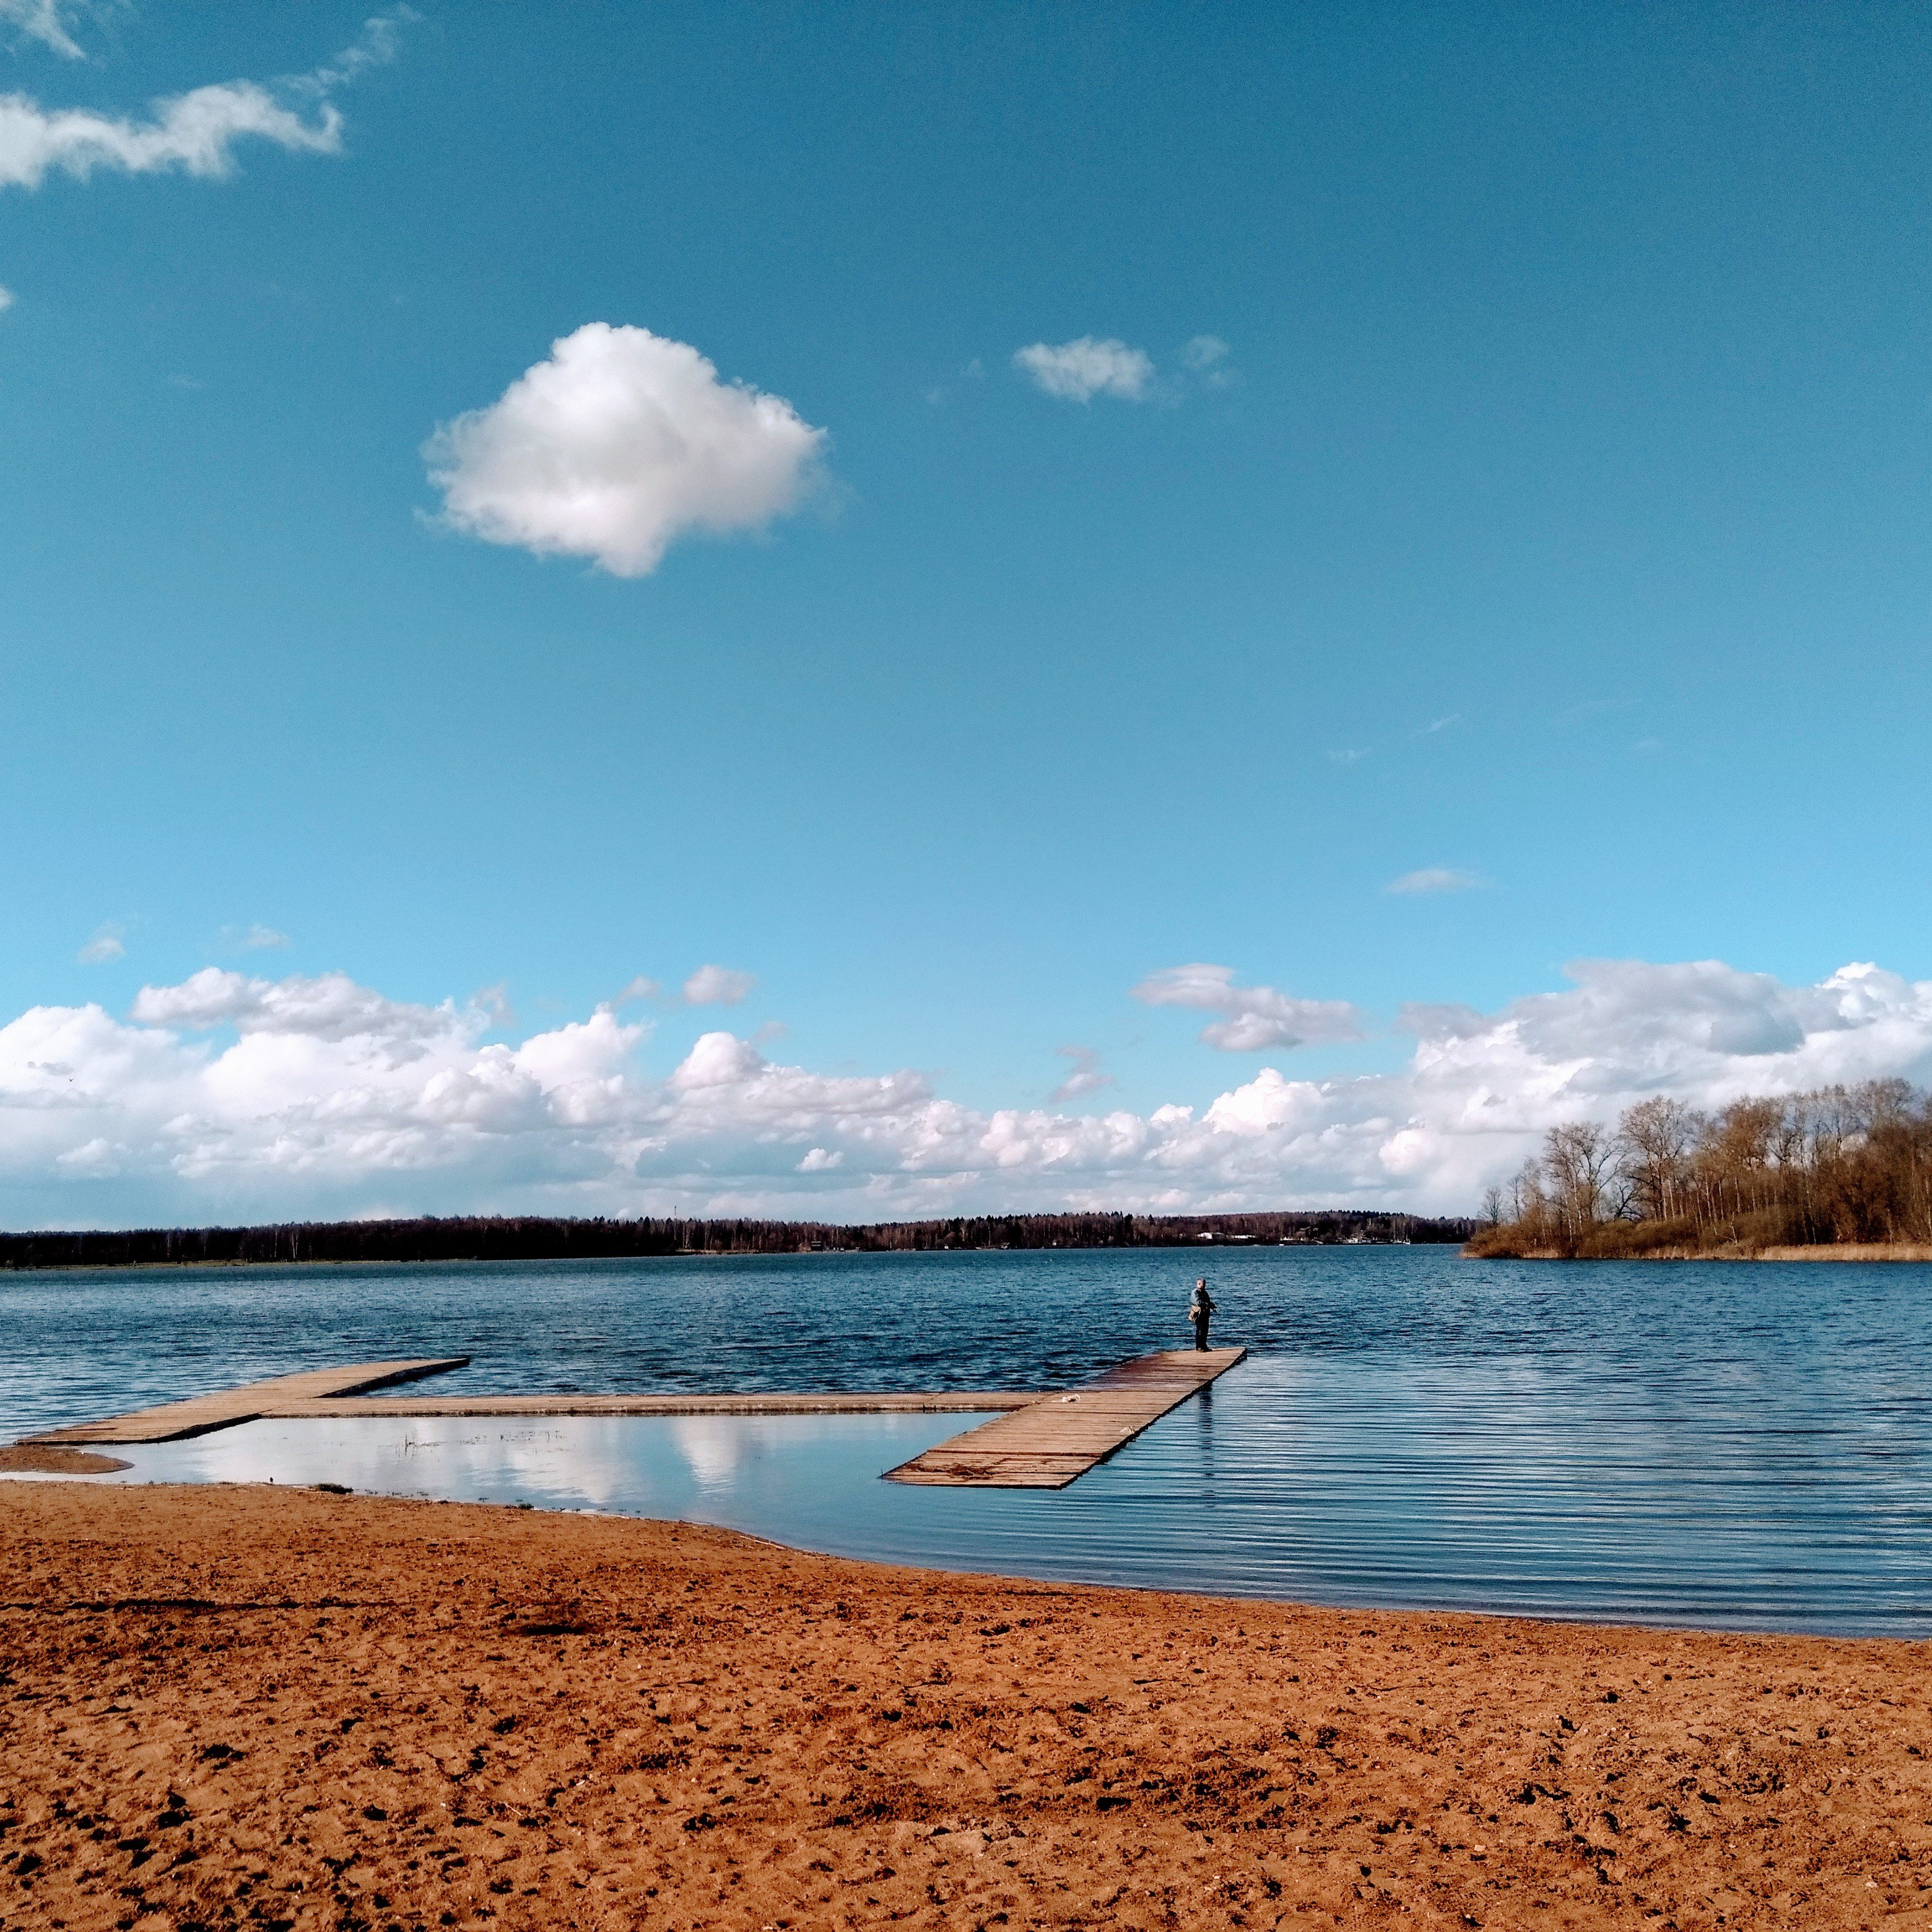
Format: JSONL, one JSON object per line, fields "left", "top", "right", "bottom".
{"left": 1012, "top": 336, "right": 1154, "bottom": 403}
{"left": 76, "top": 925, "right": 124, "bottom": 964}
{"left": 1132, "top": 964, "right": 1367, "bottom": 1053}
{"left": 424, "top": 324, "right": 827, "bottom": 578}
{"left": 683, "top": 964, "right": 754, "bottom": 1007}
{"left": 129, "top": 967, "right": 460, "bottom": 1045}
{"left": 1049, "top": 1046, "right": 1113, "bottom": 1104}
{"left": 0, "top": 957, "right": 1930, "bottom": 1223}
{"left": 1387, "top": 868, "right": 1485, "bottom": 895}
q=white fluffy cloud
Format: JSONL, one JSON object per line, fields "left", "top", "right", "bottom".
{"left": 424, "top": 324, "right": 828, "bottom": 578}
{"left": 0, "top": 80, "right": 337, "bottom": 189}
{"left": 128, "top": 967, "right": 456, "bottom": 1045}
{"left": 0, "top": 14, "right": 404, "bottom": 192}
{"left": 1012, "top": 336, "right": 1154, "bottom": 402}
{"left": 1131, "top": 964, "right": 1367, "bottom": 1053}
{"left": 683, "top": 964, "right": 754, "bottom": 1007}
{"left": 3, "top": 957, "right": 1931, "bottom": 1225}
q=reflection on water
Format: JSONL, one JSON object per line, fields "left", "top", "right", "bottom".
{"left": 55, "top": 1347, "right": 1931, "bottom": 1638}
{"left": 6, "top": 1247, "right": 1931, "bottom": 1635}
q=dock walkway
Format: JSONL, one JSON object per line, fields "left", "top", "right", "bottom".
{"left": 20, "top": 1364, "right": 1032, "bottom": 1447}
{"left": 882, "top": 1347, "right": 1245, "bottom": 1489}
{"left": 22, "top": 1351, "right": 1246, "bottom": 1487}
{"left": 25, "top": 1359, "right": 473, "bottom": 1445}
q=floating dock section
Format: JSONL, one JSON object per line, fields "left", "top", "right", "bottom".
{"left": 20, "top": 1350, "right": 1245, "bottom": 1488}
{"left": 882, "top": 1347, "right": 1245, "bottom": 1489}
{"left": 19, "top": 1362, "right": 1032, "bottom": 1447}
{"left": 24, "top": 1359, "right": 473, "bottom": 1445}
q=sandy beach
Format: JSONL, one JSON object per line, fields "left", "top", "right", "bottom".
{"left": 3, "top": 1481, "right": 1930, "bottom": 1931}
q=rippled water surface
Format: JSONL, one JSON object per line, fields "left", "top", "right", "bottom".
{"left": 4, "top": 1247, "right": 1929, "bottom": 1634}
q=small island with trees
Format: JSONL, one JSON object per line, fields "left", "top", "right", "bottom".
{"left": 1466, "top": 1079, "right": 1932, "bottom": 1260}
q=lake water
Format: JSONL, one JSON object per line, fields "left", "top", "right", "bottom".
{"left": 3, "top": 1245, "right": 1928, "bottom": 1636}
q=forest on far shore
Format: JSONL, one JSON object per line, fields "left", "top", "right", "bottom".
{"left": 1466, "top": 1079, "right": 1932, "bottom": 1258}
{"left": 0, "top": 1208, "right": 1476, "bottom": 1271}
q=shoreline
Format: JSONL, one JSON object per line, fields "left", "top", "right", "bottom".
{"left": 0, "top": 1243, "right": 1461, "bottom": 1277}
{"left": 2, "top": 1467, "right": 1921, "bottom": 1643}
{"left": 4, "top": 1481, "right": 1929, "bottom": 1929}
{"left": 1462, "top": 1240, "right": 1932, "bottom": 1262}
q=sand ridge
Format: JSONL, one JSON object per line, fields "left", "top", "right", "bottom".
{"left": 2, "top": 1481, "right": 1930, "bottom": 1930}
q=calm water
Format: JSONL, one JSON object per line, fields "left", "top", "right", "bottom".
{"left": 3, "top": 1246, "right": 1928, "bottom": 1635}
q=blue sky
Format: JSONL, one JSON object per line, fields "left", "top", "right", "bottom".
{"left": 2, "top": 3, "right": 1930, "bottom": 1224}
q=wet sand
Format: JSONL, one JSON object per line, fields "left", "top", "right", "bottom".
{"left": 3, "top": 1481, "right": 1930, "bottom": 1930}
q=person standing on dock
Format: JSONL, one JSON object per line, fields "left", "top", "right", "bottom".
{"left": 1189, "top": 1277, "right": 1217, "bottom": 1351}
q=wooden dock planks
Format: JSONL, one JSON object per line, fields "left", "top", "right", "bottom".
{"left": 882, "top": 1347, "right": 1246, "bottom": 1489}
{"left": 24, "top": 1359, "right": 474, "bottom": 1445}
{"left": 261, "top": 1392, "right": 1034, "bottom": 1421}
{"left": 18, "top": 1367, "right": 1033, "bottom": 1447}
{"left": 20, "top": 1351, "right": 1243, "bottom": 1484}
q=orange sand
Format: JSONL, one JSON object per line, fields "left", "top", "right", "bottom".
{"left": 3, "top": 1481, "right": 1930, "bottom": 1930}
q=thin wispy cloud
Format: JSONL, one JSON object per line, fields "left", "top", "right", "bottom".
{"left": 1328, "top": 747, "right": 1369, "bottom": 765}
{"left": 0, "top": 0, "right": 87, "bottom": 59}
{"left": 1424, "top": 713, "right": 1461, "bottom": 734}
{"left": 0, "top": 11, "right": 406, "bottom": 193}
{"left": 1049, "top": 1045, "right": 1113, "bottom": 1103}
{"left": 1559, "top": 695, "right": 1640, "bottom": 725}
{"left": 1131, "top": 963, "right": 1365, "bottom": 1053}
{"left": 1387, "top": 868, "right": 1485, "bottom": 896}
{"left": 683, "top": 964, "right": 755, "bottom": 1007}
{"left": 0, "top": 282, "right": 12, "bottom": 311}
{"left": 289, "top": 8, "right": 413, "bottom": 97}
{"left": 425, "top": 324, "right": 827, "bottom": 578}
{"left": 1179, "top": 333, "right": 1237, "bottom": 389}
{"left": 1013, "top": 336, "right": 1153, "bottom": 403}
{"left": 217, "top": 921, "right": 290, "bottom": 951}
{"left": 76, "top": 923, "right": 124, "bottom": 964}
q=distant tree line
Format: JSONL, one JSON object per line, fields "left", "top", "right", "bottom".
{"left": 1466, "top": 1080, "right": 1932, "bottom": 1258}
{"left": 0, "top": 1208, "right": 1475, "bottom": 1271}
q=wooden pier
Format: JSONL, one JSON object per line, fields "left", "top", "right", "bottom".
{"left": 20, "top": 1350, "right": 1245, "bottom": 1488}
{"left": 882, "top": 1347, "right": 1245, "bottom": 1489}
{"left": 19, "top": 1362, "right": 1032, "bottom": 1447}
{"left": 23, "top": 1359, "right": 475, "bottom": 1445}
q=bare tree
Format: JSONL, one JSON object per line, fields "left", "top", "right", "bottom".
{"left": 1542, "top": 1121, "right": 1617, "bottom": 1242}
{"left": 1474, "top": 1081, "right": 1932, "bottom": 1256}
{"left": 1616, "top": 1096, "right": 1700, "bottom": 1223}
